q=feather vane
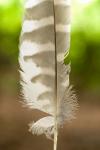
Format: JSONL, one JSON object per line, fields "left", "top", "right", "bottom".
{"left": 19, "top": 0, "right": 78, "bottom": 149}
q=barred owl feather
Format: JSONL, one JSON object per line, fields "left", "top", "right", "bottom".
{"left": 19, "top": 0, "right": 78, "bottom": 150}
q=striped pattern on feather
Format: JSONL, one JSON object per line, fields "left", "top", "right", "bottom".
{"left": 19, "top": 0, "right": 77, "bottom": 146}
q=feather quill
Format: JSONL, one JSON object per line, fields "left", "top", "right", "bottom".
{"left": 19, "top": 0, "right": 78, "bottom": 150}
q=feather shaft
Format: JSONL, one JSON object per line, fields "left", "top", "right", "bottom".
{"left": 53, "top": 0, "right": 58, "bottom": 149}
{"left": 54, "top": 119, "right": 58, "bottom": 150}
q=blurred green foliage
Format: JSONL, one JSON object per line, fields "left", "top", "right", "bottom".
{"left": 71, "top": 0, "right": 100, "bottom": 90}
{"left": 0, "top": 0, "right": 23, "bottom": 66}
{"left": 0, "top": 0, "right": 100, "bottom": 90}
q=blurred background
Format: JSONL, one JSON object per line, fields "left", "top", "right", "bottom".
{"left": 0, "top": 0, "right": 100, "bottom": 150}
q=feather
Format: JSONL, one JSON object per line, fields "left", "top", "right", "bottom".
{"left": 19, "top": 0, "right": 78, "bottom": 150}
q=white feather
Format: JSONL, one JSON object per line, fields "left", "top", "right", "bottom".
{"left": 19, "top": 0, "right": 78, "bottom": 150}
